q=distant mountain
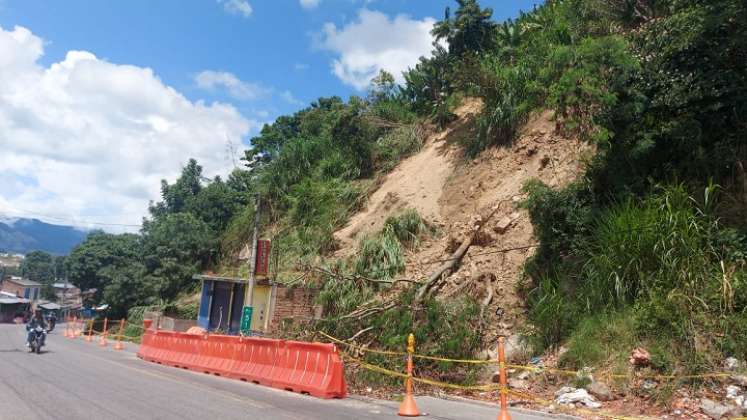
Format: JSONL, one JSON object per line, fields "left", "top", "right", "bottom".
{"left": 0, "top": 218, "right": 88, "bottom": 255}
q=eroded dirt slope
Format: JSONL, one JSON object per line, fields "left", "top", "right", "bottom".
{"left": 335, "top": 99, "right": 592, "bottom": 343}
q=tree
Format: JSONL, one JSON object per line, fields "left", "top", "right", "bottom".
{"left": 402, "top": 45, "right": 453, "bottom": 119}
{"left": 65, "top": 231, "right": 141, "bottom": 300}
{"left": 185, "top": 176, "right": 246, "bottom": 233}
{"left": 149, "top": 159, "right": 203, "bottom": 217}
{"left": 99, "top": 261, "right": 153, "bottom": 319}
{"left": 432, "top": 0, "right": 498, "bottom": 58}
{"left": 19, "top": 251, "right": 55, "bottom": 284}
{"left": 368, "top": 70, "right": 397, "bottom": 104}
{"left": 141, "top": 213, "right": 216, "bottom": 300}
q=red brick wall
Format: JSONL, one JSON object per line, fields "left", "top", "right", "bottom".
{"left": 2, "top": 281, "right": 24, "bottom": 297}
{"left": 269, "top": 287, "right": 319, "bottom": 331}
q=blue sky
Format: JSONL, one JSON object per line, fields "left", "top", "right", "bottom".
{"left": 0, "top": 0, "right": 540, "bottom": 230}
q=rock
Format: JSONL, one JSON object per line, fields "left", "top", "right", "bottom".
{"left": 477, "top": 349, "right": 497, "bottom": 361}
{"left": 576, "top": 367, "right": 594, "bottom": 383}
{"left": 586, "top": 381, "right": 614, "bottom": 402}
{"left": 491, "top": 371, "right": 500, "bottom": 383}
{"left": 508, "top": 378, "right": 530, "bottom": 390}
{"left": 725, "top": 357, "right": 743, "bottom": 371}
{"left": 641, "top": 379, "right": 658, "bottom": 391}
{"left": 517, "top": 370, "right": 532, "bottom": 380}
{"left": 629, "top": 347, "right": 651, "bottom": 367}
{"left": 726, "top": 385, "right": 741, "bottom": 399}
{"left": 503, "top": 334, "right": 530, "bottom": 362}
{"left": 493, "top": 216, "right": 514, "bottom": 234}
{"left": 555, "top": 387, "right": 601, "bottom": 409}
{"left": 539, "top": 155, "right": 551, "bottom": 169}
{"left": 555, "top": 386, "right": 576, "bottom": 397}
{"left": 732, "top": 374, "right": 747, "bottom": 387}
{"left": 700, "top": 398, "right": 737, "bottom": 419}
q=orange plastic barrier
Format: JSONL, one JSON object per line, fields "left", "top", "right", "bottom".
{"left": 272, "top": 341, "right": 348, "bottom": 399}
{"left": 136, "top": 323, "right": 347, "bottom": 399}
{"left": 229, "top": 337, "right": 282, "bottom": 387}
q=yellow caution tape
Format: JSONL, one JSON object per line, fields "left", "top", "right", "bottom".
{"left": 341, "top": 353, "right": 501, "bottom": 391}
{"left": 344, "top": 352, "right": 652, "bottom": 420}
{"left": 318, "top": 332, "right": 406, "bottom": 357}
{"left": 320, "top": 330, "right": 733, "bottom": 382}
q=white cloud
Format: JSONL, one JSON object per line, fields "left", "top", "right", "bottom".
{"left": 300, "top": 0, "right": 320, "bottom": 10}
{"left": 318, "top": 9, "right": 437, "bottom": 90}
{"left": 280, "top": 90, "right": 304, "bottom": 106}
{"left": 195, "top": 70, "right": 268, "bottom": 100}
{"left": 0, "top": 25, "right": 255, "bottom": 230}
{"left": 220, "top": 0, "right": 252, "bottom": 18}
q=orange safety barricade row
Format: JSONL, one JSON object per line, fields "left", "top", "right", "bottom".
{"left": 136, "top": 320, "right": 347, "bottom": 399}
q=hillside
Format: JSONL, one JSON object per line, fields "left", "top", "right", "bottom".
{"left": 0, "top": 218, "right": 88, "bottom": 255}
{"left": 334, "top": 100, "right": 592, "bottom": 342}
{"left": 59, "top": 0, "right": 747, "bottom": 417}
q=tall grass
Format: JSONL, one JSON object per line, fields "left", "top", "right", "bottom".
{"left": 375, "top": 126, "right": 423, "bottom": 172}
{"left": 354, "top": 229, "right": 405, "bottom": 280}
{"left": 383, "top": 209, "right": 431, "bottom": 248}
{"left": 525, "top": 183, "right": 747, "bottom": 369}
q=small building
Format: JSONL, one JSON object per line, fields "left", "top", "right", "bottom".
{"left": 0, "top": 291, "right": 30, "bottom": 323}
{"left": 1, "top": 276, "right": 41, "bottom": 301}
{"left": 194, "top": 274, "right": 319, "bottom": 335}
{"left": 52, "top": 283, "right": 82, "bottom": 305}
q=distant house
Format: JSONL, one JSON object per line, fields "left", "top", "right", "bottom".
{"left": 50, "top": 282, "right": 87, "bottom": 318}
{"left": 0, "top": 290, "right": 30, "bottom": 323}
{"left": 1, "top": 276, "right": 41, "bottom": 301}
{"left": 52, "top": 282, "right": 81, "bottom": 303}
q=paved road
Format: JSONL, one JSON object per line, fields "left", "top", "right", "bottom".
{"left": 0, "top": 323, "right": 562, "bottom": 420}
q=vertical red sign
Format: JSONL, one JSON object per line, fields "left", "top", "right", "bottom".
{"left": 255, "top": 240, "right": 271, "bottom": 276}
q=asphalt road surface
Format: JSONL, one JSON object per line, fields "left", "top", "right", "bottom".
{"left": 0, "top": 323, "right": 563, "bottom": 420}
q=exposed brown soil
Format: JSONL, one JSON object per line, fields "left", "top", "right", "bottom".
{"left": 333, "top": 98, "right": 593, "bottom": 345}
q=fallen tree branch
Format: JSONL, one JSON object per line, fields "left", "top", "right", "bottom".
{"left": 347, "top": 326, "right": 374, "bottom": 341}
{"left": 311, "top": 266, "right": 421, "bottom": 286}
{"left": 415, "top": 201, "right": 507, "bottom": 304}
{"left": 339, "top": 301, "right": 399, "bottom": 321}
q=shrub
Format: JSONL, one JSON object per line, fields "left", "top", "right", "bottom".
{"left": 354, "top": 229, "right": 405, "bottom": 281}
{"left": 526, "top": 183, "right": 747, "bottom": 370}
{"left": 383, "top": 209, "right": 432, "bottom": 248}
{"left": 375, "top": 126, "right": 423, "bottom": 172}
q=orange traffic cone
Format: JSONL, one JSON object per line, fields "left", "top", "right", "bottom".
{"left": 63, "top": 317, "right": 71, "bottom": 338}
{"left": 398, "top": 333, "right": 421, "bottom": 417}
{"left": 85, "top": 319, "right": 94, "bottom": 342}
{"left": 497, "top": 337, "right": 512, "bottom": 420}
{"left": 71, "top": 316, "right": 79, "bottom": 339}
{"left": 98, "top": 317, "right": 108, "bottom": 347}
{"left": 113, "top": 319, "right": 125, "bottom": 350}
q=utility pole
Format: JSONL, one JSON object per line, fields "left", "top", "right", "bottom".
{"left": 244, "top": 194, "right": 261, "bottom": 331}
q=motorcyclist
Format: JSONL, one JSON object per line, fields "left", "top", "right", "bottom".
{"left": 46, "top": 311, "right": 57, "bottom": 330}
{"left": 26, "top": 310, "right": 47, "bottom": 348}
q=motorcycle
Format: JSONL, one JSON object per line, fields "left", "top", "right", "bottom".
{"left": 46, "top": 316, "right": 56, "bottom": 333}
{"left": 28, "top": 326, "right": 45, "bottom": 354}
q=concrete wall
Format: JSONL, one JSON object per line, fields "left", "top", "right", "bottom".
{"left": 144, "top": 311, "right": 196, "bottom": 332}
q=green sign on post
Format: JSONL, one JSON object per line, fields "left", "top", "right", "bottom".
{"left": 240, "top": 306, "right": 253, "bottom": 334}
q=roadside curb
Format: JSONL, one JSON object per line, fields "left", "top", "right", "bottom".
{"left": 347, "top": 393, "right": 580, "bottom": 419}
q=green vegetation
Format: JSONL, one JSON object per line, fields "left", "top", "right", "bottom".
{"left": 59, "top": 0, "right": 747, "bottom": 385}
{"left": 515, "top": 0, "right": 747, "bottom": 375}
{"left": 66, "top": 161, "right": 246, "bottom": 317}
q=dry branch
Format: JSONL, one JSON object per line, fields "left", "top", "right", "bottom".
{"left": 414, "top": 201, "right": 507, "bottom": 303}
